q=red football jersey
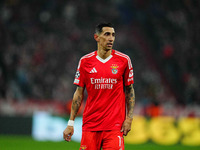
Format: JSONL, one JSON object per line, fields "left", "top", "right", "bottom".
{"left": 74, "top": 50, "right": 134, "bottom": 131}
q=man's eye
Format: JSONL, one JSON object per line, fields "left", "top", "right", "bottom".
{"left": 105, "top": 33, "right": 110, "bottom": 36}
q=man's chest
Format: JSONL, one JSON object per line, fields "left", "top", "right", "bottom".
{"left": 83, "top": 60, "right": 126, "bottom": 82}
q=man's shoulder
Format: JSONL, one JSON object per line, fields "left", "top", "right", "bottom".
{"left": 114, "top": 50, "right": 131, "bottom": 60}
{"left": 113, "top": 50, "right": 132, "bottom": 69}
{"left": 78, "top": 51, "right": 96, "bottom": 68}
{"left": 80, "top": 51, "right": 96, "bottom": 61}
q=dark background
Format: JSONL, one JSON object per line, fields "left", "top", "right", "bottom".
{"left": 0, "top": 0, "right": 199, "bottom": 118}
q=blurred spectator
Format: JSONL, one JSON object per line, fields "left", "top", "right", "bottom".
{"left": 0, "top": 0, "right": 199, "bottom": 108}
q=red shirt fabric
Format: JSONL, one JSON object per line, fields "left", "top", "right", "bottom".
{"left": 74, "top": 50, "right": 134, "bottom": 131}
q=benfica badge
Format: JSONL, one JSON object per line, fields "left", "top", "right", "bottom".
{"left": 111, "top": 64, "right": 119, "bottom": 74}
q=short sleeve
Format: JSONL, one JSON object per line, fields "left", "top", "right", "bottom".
{"left": 123, "top": 56, "right": 134, "bottom": 86}
{"left": 73, "top": 58, "right": 85, "bottom": 87}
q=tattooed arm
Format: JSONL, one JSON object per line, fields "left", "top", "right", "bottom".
{"left": 70, "top": 86, "right": 84, "bottom": 120}
{"left": 63, "top": 86, "right": 84, "bottom": 142}
{"left": 121, "top": 84, "right": 135, "bottom": 136}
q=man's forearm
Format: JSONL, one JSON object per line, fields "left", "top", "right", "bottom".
{"left": 70, "top": 87, "right": 84, "bottom": 120}
{"left": 125, "top": 84, "right": 135, "bottom": 119}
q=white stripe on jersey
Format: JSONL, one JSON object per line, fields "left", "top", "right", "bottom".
{"left": 115, "top": 51, "right": 132, "bottom": 69}
{"left": 89, "top": 67, "right": 97, "bottom": 73}
{"left": 93, "top": 67, "right": 97, "bottom": 72}
{"left": 77, "top": 52, "right": 95, "bottom": 69}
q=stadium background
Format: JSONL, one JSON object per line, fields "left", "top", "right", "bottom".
{"left": 0, "top": 0, "right": 200, "bottom": 149}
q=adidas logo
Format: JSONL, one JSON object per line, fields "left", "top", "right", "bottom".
{"left": 90, "top": 67, "right": 97, "bottom": 73}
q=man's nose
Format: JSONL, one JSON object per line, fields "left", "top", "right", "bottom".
{"left": 108, "top": 36, "right": 114, "bottom": 41}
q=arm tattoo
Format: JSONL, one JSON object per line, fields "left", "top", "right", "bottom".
{"left": 70, "top": 86, "right": 84, "bottom": 119}
{"left": 125, "top": 84, "right": 135, "bottom": 119}
{"left": 71, "top": 96, "right": 82, "bottom": 118}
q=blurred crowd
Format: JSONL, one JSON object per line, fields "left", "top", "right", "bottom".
{"left": 0, "top": 0, "right": 199, "bottom": 109}
{"left": 136, "top": 0, "right": 200, "bottom": 105}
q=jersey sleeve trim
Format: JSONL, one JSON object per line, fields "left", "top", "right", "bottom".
{"left": 77, "top": 52, "right": 95, "bottom": 69}
{"left": 115, "top": 51, "right": 133, "bottom": 69}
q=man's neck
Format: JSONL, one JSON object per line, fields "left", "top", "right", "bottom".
{"left": 97, "top": 49, "right": 112, "bottom": 59}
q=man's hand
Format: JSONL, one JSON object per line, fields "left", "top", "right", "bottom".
{"left": 63, "top": 126, "right": 74, "bottom": 142}
{"left": 120, "top": 118, "right": 133, "bottom": 136}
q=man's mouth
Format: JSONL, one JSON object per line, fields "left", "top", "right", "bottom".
{"left": 107, "top": 43, "right": 113, "bottom": 47}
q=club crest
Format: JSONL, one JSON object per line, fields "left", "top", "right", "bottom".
{"left": 111, "top": 64, "right": 119, "bottom": 74}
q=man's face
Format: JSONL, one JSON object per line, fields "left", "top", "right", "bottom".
{"left": 96, "top": 27, "right": 115, "bottom": 51}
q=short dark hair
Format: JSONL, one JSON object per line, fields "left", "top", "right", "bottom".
{"left": 95, "top": 22, "right": 114, "bottom": 34}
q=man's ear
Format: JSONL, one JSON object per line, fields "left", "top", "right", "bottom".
{"left": 94, "top": 34, "right": 99, "bottom": 42}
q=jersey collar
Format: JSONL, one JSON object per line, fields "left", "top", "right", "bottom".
{"left": 95, "top": 50, "right": 115, "bottom": 63}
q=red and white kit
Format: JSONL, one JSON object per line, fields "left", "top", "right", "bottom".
{"left": 74, "top": 50, "right": 134, "bottom": 131}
